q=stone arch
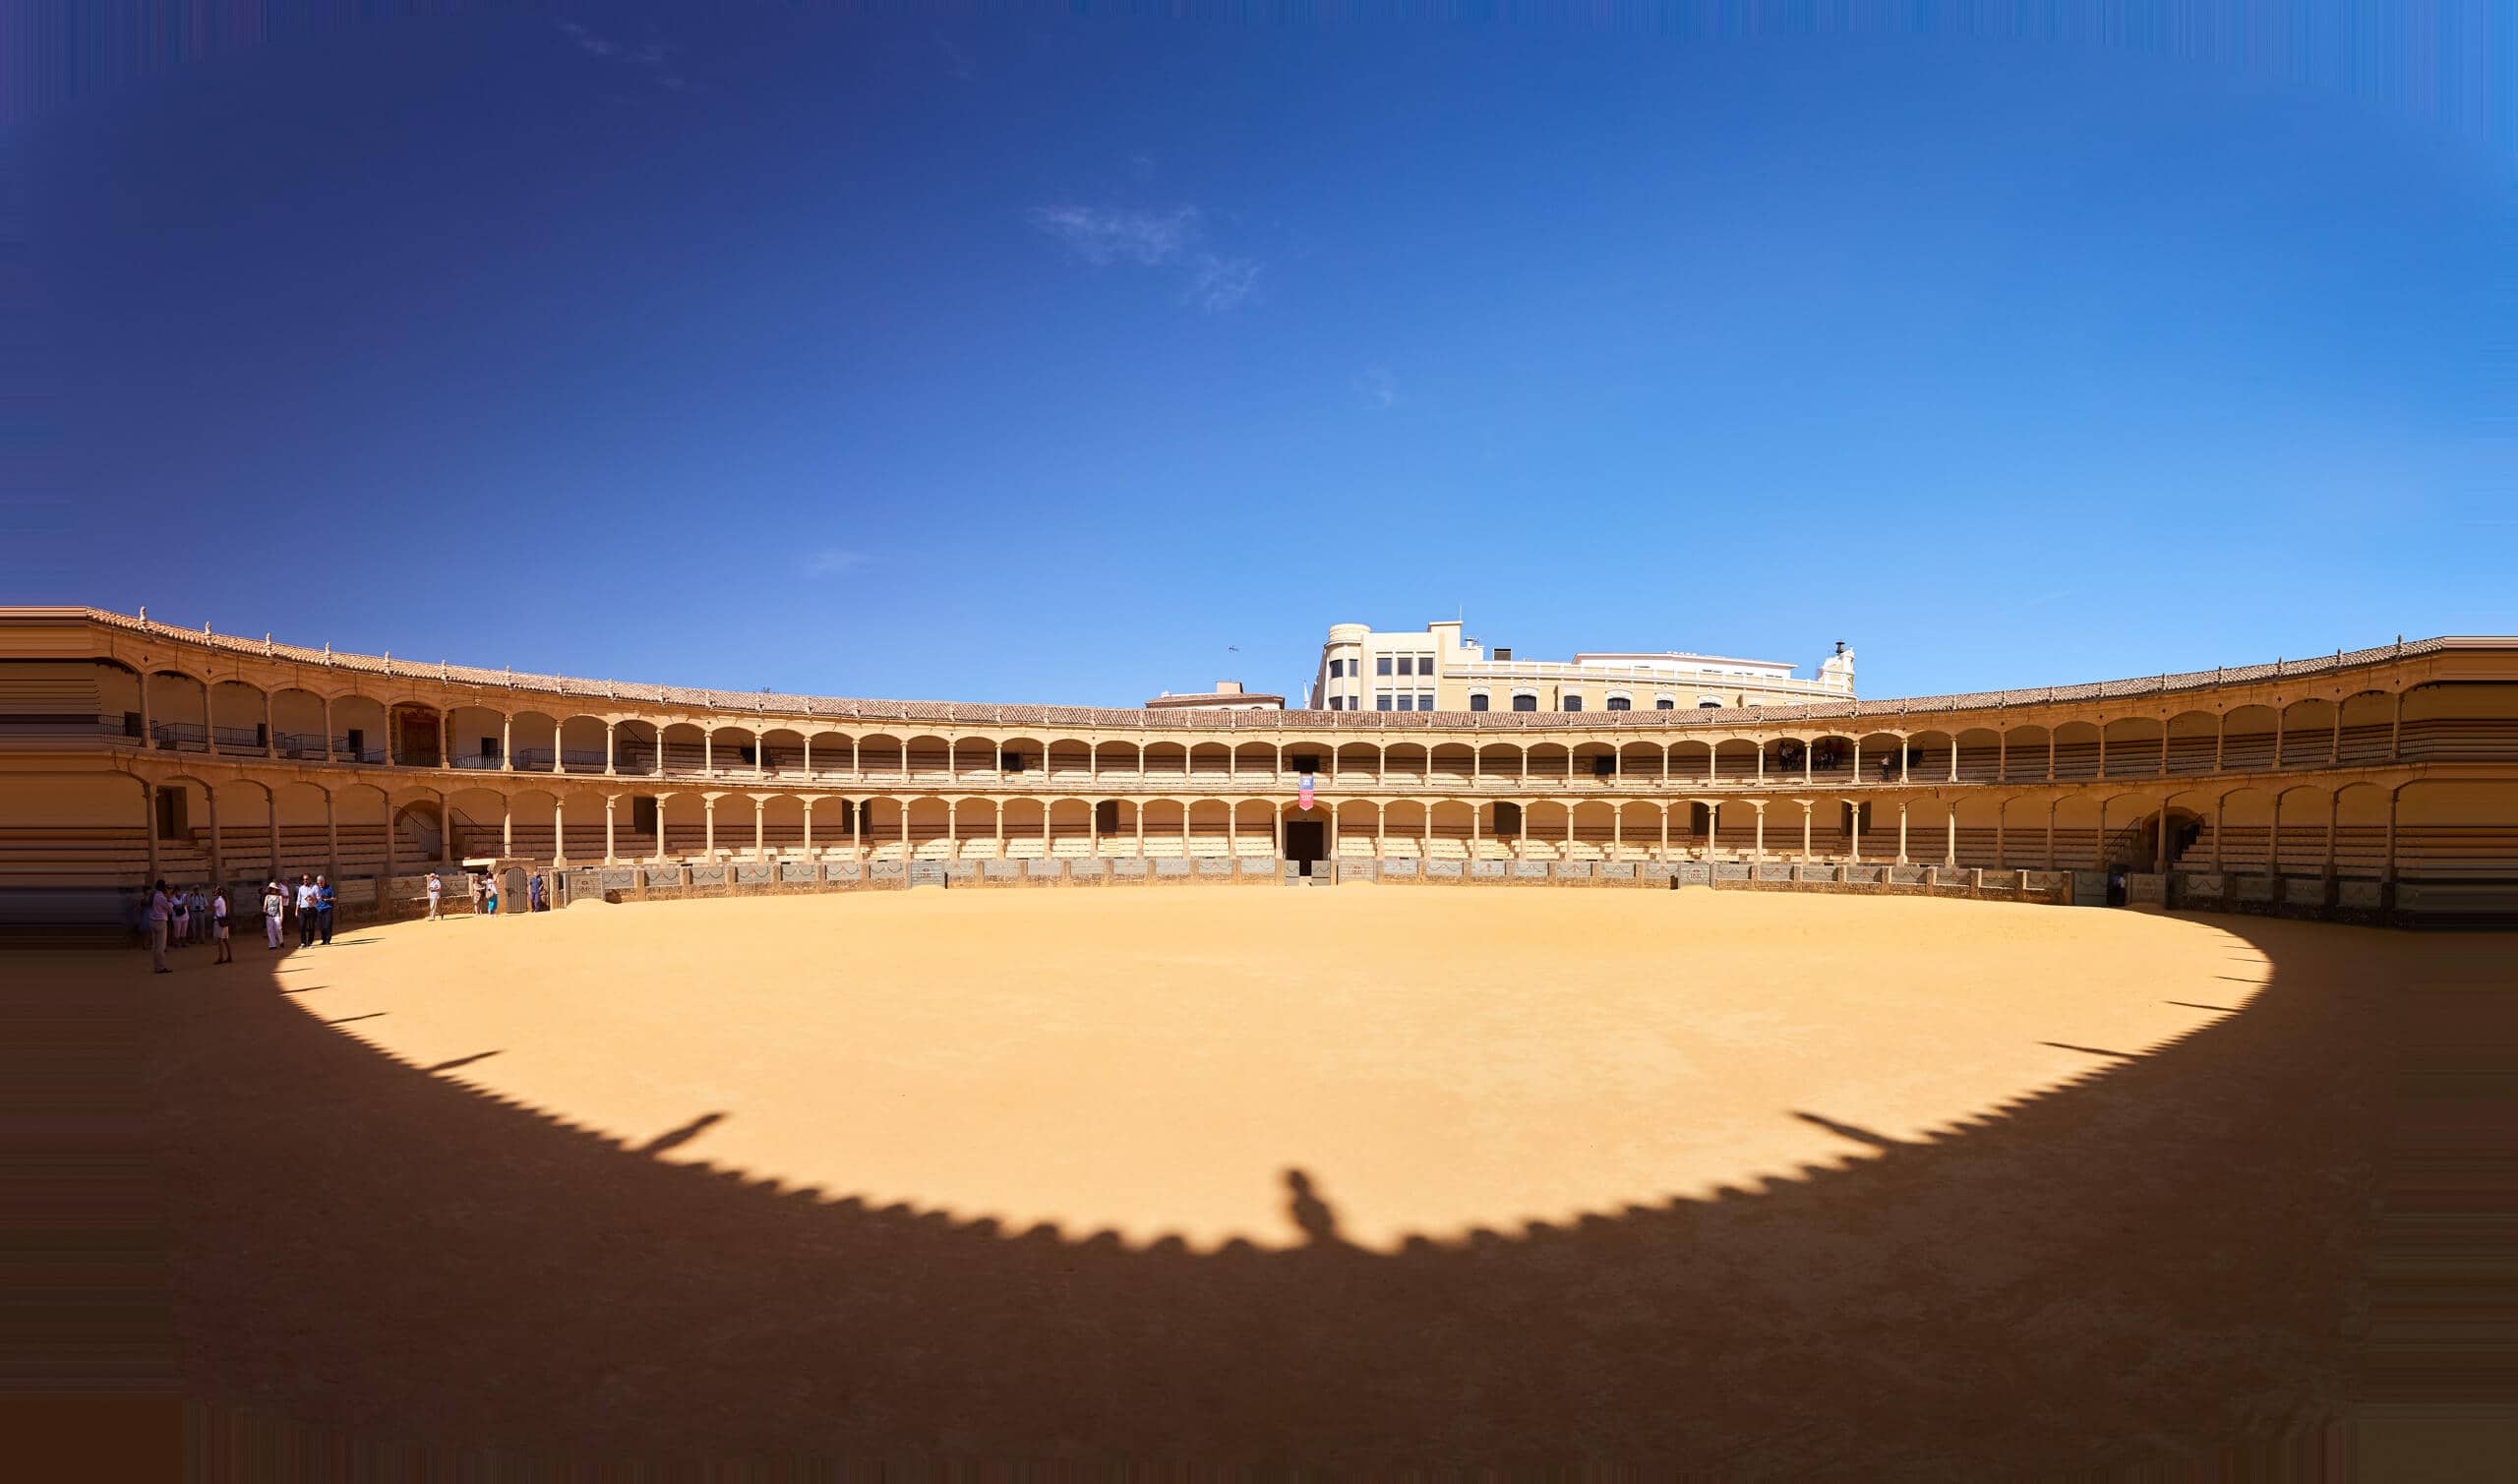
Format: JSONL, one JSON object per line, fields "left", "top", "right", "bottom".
{"left": 1332, "top": 799, "right": 1378, "bottom": 858}
{"left": 2047, "top": 721, "right": 2100, "bottom": 782}
{"left": 1523, "top": 799, "right": 1572, "bottom": 858}
{"left": 1186, "top": 798, "right": 1235, "bottom": 854}
{"left": 2329, "top": 781, "right": 2391, "bottom": 880}
{"left": 2163, "top": 709, "right": 2218, "bottom": 775}
{"left": 267, "top": 686, "right": 329, "bottom": 759}
{"left": 444, "top": 703, "right": 507, "bottom": 771}
{"left": 1231, "top": 799, "right": 1277, "bottom": 855}
{"left": 1564, "top": 741, "right": 1615, "bottom": 784}
{"left": 1141, "top": 798, "right": 1190, "bottom": 855}
{"left": 1186, "top": 742, "right": 1234, "bottom": 781}
{"left": 143, "top": 668, "right": 211, "bottom": 752}
{"left": 945, "top": 797, "right": 999, "bottom": 855}
{"left": 998, "top": 736, "right": 1049, "bottom": 778}
{"left": 2218, "top": 703, "right": 2278, "bottom": 772}
{"left": 1997, "top": 723, "right": 2049, "bottom": 783}
{"left": 1616, "top": 801, "right": 1662, "bottom": 858}
{"left": 948, "top": 737, "right": 997, "bottom": 777}
{"left": 1951, "top": 726, "right": 2003, "bottom": 783}
{"left": 759, "top": 727, "right": 809, "bottom": 776}
{"left": 1143, "top": 742, "right": 1190, "bottom": 781}
{"left": 509, "top": 711, "right": 563, "bottom": 772}
{"left": 2335, "top": 689, "right": 2396, "bottom": 763}
{"left": 2205, "top": 784, "right": 2280, "bottom": 874}
{"left": 801, "top": 794, "right": 855, "bottom": 855}
{"left": 207, "top": 679, "right": 269, "bottom": 754}
{"left": 1094, "top": 741, "right": 1142, "bottom": 777}
{"left": 2277, "top": 697, "right": 2338, "bottom": 769}
{"left": 2048, "top": 793, "right": 2105, "bottom": 869}
{"left": 706, "top": 723, "right": 762, "bottom": 776}
{"left": 755, "top": 794, "right": 808, "bottom": 856}
{"left": 2099, "top": 715, "right": 2164, "bottom": 779}
{"left": 2268, "top": 782, "right": 2332, "bottom": 874}
{"left": 1040, "top": 798, "right": 1093, "bottom": 855}
{"left": 857, "top": 734, "right": 907, "bottom": 782}
{"left": 807, "top": 729, "right": 853, "bottom": 779}
{"left": 902, "top": 796, "right": 953, "bottom": 856}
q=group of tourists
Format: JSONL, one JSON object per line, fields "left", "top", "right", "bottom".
{"left": 135, "top": 875, "right": 340, "bottom": 973}
{"left": 140, "top": 864, "right": 556, "bottom": 973}
{"left": 136, "top": 882, "right": 231, "bottom": 971}
{"left": 427, "top": 868, "right": 548, "bottom": 919}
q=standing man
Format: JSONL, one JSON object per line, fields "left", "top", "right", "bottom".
{"left": 528, "top": 871, "right": 546, "bottom": 913}
{"left": 147, "top": 879, "right": 171, "bottom": 974}
{"left": 315, "top": 875, "right": 336, "bottom": 945}
{"left": 211, "top": 887, "right": 232, "bottom": 964}
{"left": 426, "top": 869, "right": 443, "bottom": 921}
{"left": 295, "top": 873, "right": 319, "bottom": 947}
{"left": 263, "top": 880, "right": 284, "bottom": 950}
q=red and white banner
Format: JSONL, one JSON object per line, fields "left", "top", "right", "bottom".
{"left": 1297, "top": 774, "right": 1315, "bottom": 810}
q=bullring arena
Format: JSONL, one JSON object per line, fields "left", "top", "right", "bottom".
{"left": 6, "top": 607, "right": 2516, "bottom": 1476}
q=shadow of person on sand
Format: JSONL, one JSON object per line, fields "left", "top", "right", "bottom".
{"left": 120, "top": 913, "right": 2506, "bottom": 1477}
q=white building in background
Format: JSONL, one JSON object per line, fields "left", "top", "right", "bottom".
{"left": 1307, "top": 618, "right": 1856, "bottom": 713}
{"left": 1142, "top": 681, "right": 1285, "bottom": 712}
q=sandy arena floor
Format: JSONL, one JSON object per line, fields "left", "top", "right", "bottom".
{"left": 288, "top": 888, "right": 2272, "bottom": 1251}
{"left": 74, "top": 885, "right": 2504, "bottom": 1474}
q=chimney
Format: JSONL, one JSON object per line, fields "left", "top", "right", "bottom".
{"left": 1215, "top": 681, "right": 1243, "bottom": 694}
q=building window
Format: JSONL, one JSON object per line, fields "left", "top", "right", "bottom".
{"left": 1512, "top": 693, "right": 1537, "bottom": 712}
{"left": 1290, "top": 753, "right": 1320, "bottom": 773}
{"left": 1654, "top": 697, "right": 1675, "bottom": 711}
{"left": 1419, "top": 692, "right": 1435, "bottom": 710}
{"left": 1377, "top": 657, "right": 1393, "bottom": 676}
{"left": 1591, "top": 753, "right": 1617, "bottom": 776}
{"left": 1000, "top": 750, "right": 1025, "bottom": 773}
{"left": 1698, "top": 698, "right": 1723, "bottom": 709}
{"left": 1469, "top": 692, "right": 1490, "bottom": 712}
{"left": 1563, "top": 695, "right": 1584, "bottom": 712}
{"left": 1376, "top": 695, "right": 1393, "bottom": 710}
{"left": 1605, "top": 695, "right": 1631, "bottom": 711}
{"left": 1396, "top": 695, "right": 1413, "bottom": 711}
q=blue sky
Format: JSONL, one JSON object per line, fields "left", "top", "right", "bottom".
{"left": 9, "top": 4, "right": 2509, "bottom": 706}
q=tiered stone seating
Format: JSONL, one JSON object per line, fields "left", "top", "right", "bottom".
{"left": 2399, "top": 718, "right": 2518, "bottom": 762}
{"left": 0, "top": 827, "right": 189, "bottom": 886}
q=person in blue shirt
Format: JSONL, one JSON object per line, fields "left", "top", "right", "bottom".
{"left": 315, "top": 875, "right": 336, "bottom": 945}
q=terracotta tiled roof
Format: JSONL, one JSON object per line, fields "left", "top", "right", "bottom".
{"left": 38, "top": 608, "right": 2481, "bottom": 732}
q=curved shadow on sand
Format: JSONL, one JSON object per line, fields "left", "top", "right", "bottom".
{"left": 139, "top": 909, "right": 2487, "bottom": 1476}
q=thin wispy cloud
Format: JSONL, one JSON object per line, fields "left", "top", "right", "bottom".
{"left": 556, "top": 20, "right": 685, "bottom": 89}
{"left": 1029, "top": 204, "right": 1263, "bottom": 312}
{"left": 1030, "top": 206, "right": 1201, "bottom": 267}
{"left": 1352, "top": 367, "right": 1398, "bottom": 410}
{"left": 1185, "top": 254, "right": 1261, "bottom": 313}
{"left": 801, "top": 549, "right": 868, "bottom": 578}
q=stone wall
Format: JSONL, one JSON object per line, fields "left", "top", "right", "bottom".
{"left": 321, "top": 856, "right": 2490, "bottom": 928}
